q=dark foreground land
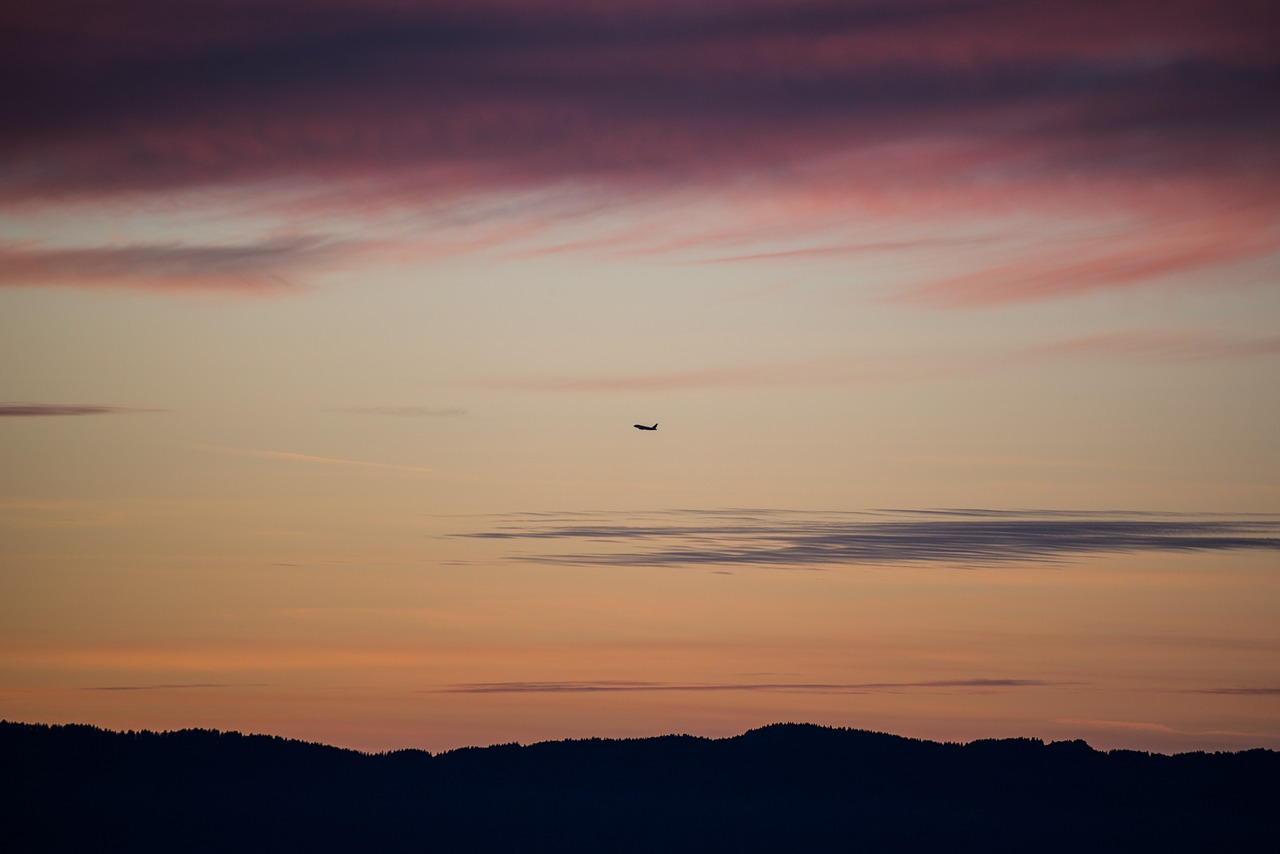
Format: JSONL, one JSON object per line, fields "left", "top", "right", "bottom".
{"left": 2, "top": 721, "right": 1276, "bottom": 852}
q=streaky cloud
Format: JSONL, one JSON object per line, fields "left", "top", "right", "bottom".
{"left": 197, "top": 443, "right": 435, "bottom": 475}
{"left": 457, "top": 508, "right": 1280, "bottom": 568}
{"left": 1027, "top": 329, "right": 1280, "bottom": 362}
{"left": 434, "top": 677, "right": 1071, "bottom": 694}
{"left": 899, "top": 217, "right": 1279, "bottom": 307}
{"left": 7, "top": 1, "right": 1277, "bottom": 198}
{"left": 0, "top": 237, "right": 344, "bottom": 293}
{"left": 0, "top": 403, "right": 166, "bottom": 417}
{"left": 0, "top": 0, "right": 1274, "bottom": 309}
{"left": 475, "top": 358, "right": 903, "bottom": 392}
{"left": 471, "top": 326, "right": 1280, "bottom": 394}
{"left": 1052, "top": 717, "right": 1179, "bottom": 734}
{"left": 1191, "top": 687, "right": 1280, "bottom": 696}
{"left": 339, "top": 406, "right": 468, "bottom": 417}
{"left": 84, "top": 683, "right": 265, "bottom": 692}
{"left": 690, "top": 235, "right": 994, "bottom": 265}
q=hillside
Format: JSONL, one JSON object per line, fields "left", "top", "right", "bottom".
{"left": 2, "top": 721, "right": 1275, "bottom": 852}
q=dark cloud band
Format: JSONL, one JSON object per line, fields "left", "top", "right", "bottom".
{"left": 4, "top": 1, "right": 1276, "bottom": 199}
{"left": 458, "top": 509, "right": 1280, "bottom": 568}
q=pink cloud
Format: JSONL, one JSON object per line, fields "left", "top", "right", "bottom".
{"left": 3, "top": 1, "right": 1276, "bottom": 302}
{"left": 900, "top": 211, "right": 1278, "bottom": 307}
{"left": 1028, "top": 329, "right": 1280, "bottom": 361}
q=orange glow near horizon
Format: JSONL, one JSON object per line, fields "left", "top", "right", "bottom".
{"left": 3, "top": 0, "right": 1279, "bottom": 755}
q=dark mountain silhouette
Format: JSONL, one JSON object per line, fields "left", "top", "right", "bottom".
{"left": 2, "top": 720, "right": 1275, "bottom": 852}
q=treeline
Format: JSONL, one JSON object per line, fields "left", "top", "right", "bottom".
{"left": 2, "top": 720, "right": 1275, "bottom": 852}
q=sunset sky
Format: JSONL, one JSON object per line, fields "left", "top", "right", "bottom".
{"left": 2, "top": 0, "right": 1278, "bottom": 754}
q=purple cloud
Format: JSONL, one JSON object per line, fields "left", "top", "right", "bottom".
{"left": 4, "top": 1, "right": 1276, "bottom": 302}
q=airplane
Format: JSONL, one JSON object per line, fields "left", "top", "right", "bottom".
{"left": 633, "top": 423, "right": 658, "bottom": 431}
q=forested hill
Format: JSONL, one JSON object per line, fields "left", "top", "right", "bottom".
{"left": 3, "top": 721, "right": 1275, "bottom": 853}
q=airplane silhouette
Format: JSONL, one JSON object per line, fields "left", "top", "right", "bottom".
{"left": 633, "top": 423, "right": 658, "bottom": 431}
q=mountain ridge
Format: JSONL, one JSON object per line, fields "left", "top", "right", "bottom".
{"left": 3, "top": 720, "right": 1275, "bottom": 852}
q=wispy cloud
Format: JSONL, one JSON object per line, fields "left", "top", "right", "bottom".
{"left": 1027, "top": 329, "right": 1280, "bottom": 362}
{"left": 338, "top": 406, "right": 467, "bottom": 417}
{"left": 4, "top": 1, "right": 1276, "bottom": 302}
{"left": 691, "top": 235, "right": 994, "bottom": 266}
{"left": 474, "top": 357, "right": 919, "bottom": 392}
{"left": 84, "top": 683, "right": 265, "bottom": 692}
{"left": 1052, "top": 717, "right": 1273, "bottom": 742}
{"left": 197, "top": 443, "right": 435, "bottom": 474}
{"left": 482, "top": 326, "right": 1280, "bottom": 394}
{"left": 0, "top": 237, "right": 344, "bottom": 293}
{"left": 1189, "top": 687, "right": 1280, "bottom": 697}
{"left": 0, "top": 403, "right": 166, "bottom": 417}
{"left": 1053, "top": 717, "right": 1180, "bottom": 734}
{"left": 456, "top": 508, "right": 1280, "bottom": 569}
{"left": 434, "top": 677, "right": 1070, "bottom": 694}
{"left": 901, "top": 219, "right": 1278, "bottom": 307}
